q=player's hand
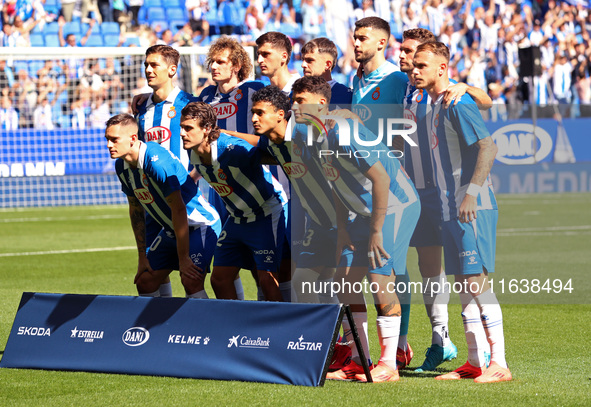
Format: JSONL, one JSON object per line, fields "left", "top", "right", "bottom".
{"left": 443, "top": 82, "right": 469, "bottom": 108}
{"left": 459, "top": 194, "right": 478, "bottom": 223}
{"left": 335, "top": 228, "right": 354, "bottom": 265}
{"left": 134, "top": 255, "right": 154, "bottom": 283}
{"left": 325, "top": 109, "right": 364, "bottom": 129}
{"left": 131, "top": 93, "right": 150, "bottom": 115}
{"left": 179, "top": 256, "right": 204, "bottom": 281}
{"left": 368, "top": 230, "right": 389, "bottom": 270}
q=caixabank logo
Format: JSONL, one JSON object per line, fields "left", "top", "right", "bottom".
{"left": 491, "top": 124, "right": 553, "bottom": 164}
{"left": 227, "top": 334, "right": 270, "bottom": 349}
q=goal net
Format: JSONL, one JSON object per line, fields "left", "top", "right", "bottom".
{"left": 0, "top": 46, "right": 219, "bottom": 208}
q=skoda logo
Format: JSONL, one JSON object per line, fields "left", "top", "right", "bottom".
{"left": 122, "top": 327, "right": 150, "bottom": 347}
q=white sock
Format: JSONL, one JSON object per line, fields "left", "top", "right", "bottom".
{"left": 234, "top": 277, "right": 245, "bottom": 300}
{"left": 292, "top": 268, "right": 319, "bottom": 303}
{"left": 139, "top": 290, "right": 160, "bottom": 297}
{"left": 376, "top": 315, "right": 401, "bottom": 368}
{"left": 342, "top": 312, "right": 371, "bottom": 365}
{"left": 422, "top": 274, "right": 450, "bottom": 347}
{"left": 474, "top": 289, "right": 507, "bottom": 368}
{"left": 318, "top": 278, "right": 340, "bottom": 304}
{"left": 159, "top": 282, "right": 173, "bottom": 297}
{"left": 279, "top": 281, "right": 292, "bottom": 302}
{"left": 188, "top": 290, "right": 209, "bottom": 299}
{"left": 459, "top": 291, "right": 489, "bottom": 368}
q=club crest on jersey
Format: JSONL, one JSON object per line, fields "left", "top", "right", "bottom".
{"left": 213, "top": 102, "right": 238, "bottom": 119}
{"left": 234, "top": 90, "right": 243, "bottom": 101}
{"left": 168, "top": 107, "right": 177, "bottom": 119}
{"left": 372, "top": 87, "right": 380, "bottom": 100}
{"left": 416, "top": 89, "right": 424, "bottom": 103}
{"left": 210, "top": 182, "right": 233, "bottom": 197}
{"left": 283, "top": 162, "right": 307, "bottom": 179}
{"left": 141, "top": 173, "right": 149, "bottom": 188}
{"left": 217, "top": 168, "right": 227, "bottom": 180}
{"left": 145, "top": 126, "right": 172, "bottom": 144}
{"left": 134, "top": 188, "right": 154, "bottom": 204}
{"left": 292, "top": 144, "right": 302, "bottom": 157}
{"left": 322, "top": 163, "right": 340, "bottom": 181}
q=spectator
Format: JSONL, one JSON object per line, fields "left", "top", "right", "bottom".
{"left": 218, "top": 0, "right": 240, "bottom": 36}
{"left": 97, "top": 0, "right": 113, "bottom": 23}
{"left": 0, "top": 60, "right": 15, "bottom": 95}
{"left": 101, "top": 57, "right": 124, "bottom": 103}
{"left": 12, "top": 69, "right": 37, "bottom": 128}
{"left": 89, "top": 93, "right": 110, "bottom": 128}
{"left": 0, "top": 94, "right": 19, "bottom": 130}
{"left": 60, "top": 0, "right": 77, "bottom": 22}
{"left": 128, "top": 0, "right": 143, "bottom": 29}
{"left": 244, "top": 5, "right": 266, "bottom": 40}
{"left": 186, "top": 0, "right": 209, "bottom": 39}
{"left": 0, "top": 22, "right": 19, "bottom": 48}
{"left": 112, "top": 0, "right": 128, "bottom": 27}
{"left": 354, "top": 0, "right": 377, "bottom": 21}
{"left": 33, "top": 95, "right": 55, "bottom": 129}
{"left": 13, "top": 14, "right": 42, "bottom": 47}
{"left": 58, "top": 16, "right": 95, "bottom": 47}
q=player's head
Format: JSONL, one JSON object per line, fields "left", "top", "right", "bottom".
{"left": 180, "top": 102, "right": 221, "bottom": 152}
{"left": 301, "top": 37, "right": 338, "bottom": 77}
{"left": 399, "top": 28, "right": 436, "bottom": 73}
{"left": 291, "top": 76, "right": 331, "bottom": 123}
{"left": 353, "top": 17, "right": 391, "bottom": 64}
{"left": 105, "top": 114, "right": 139, "bottom": 159}
{"left": 251, "top": 86, "right": 291, "bottom": 140}
{"left": 206, "top": 36, "right": 253, "bottom": 83}
{"left": 144, "top": 45, "right": 180, "bottom": 89}
{"left": 256, "top": 32, "right": 292, "bottom": 77}
{"left": 412, "top": 42, "right": 450, "bottom": 91}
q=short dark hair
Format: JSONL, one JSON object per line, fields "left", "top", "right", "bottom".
{"left": 181, "top": 102, "right": 221, "bottom": 142}
{"left": 106, "top": 113, "right": 138, "bottom": 130}
{"left": 354, "top": 16, "right": 391, "bottom": 37}
{"left": 146, "top": 44, "right": 180, "bottom": 67}
{"left": 415, "top": 42, "right": 450, "bottom": 62}
{"left": 402, "top": 28, "right": 436, "bottom": 45}
{"left": 251, "top": 86, "right": 292, "bottom": 114}
{"left": 207, "top": 36, "right": 253, "bottom": 82}
{"left": 256, "top": 32, "right": 293, "bottom": 63}
{"left": 292, "top": 76, "right": 332, "bottom": 104}
{"left": 301, "top": 37, "right": 338, "bottom": 71}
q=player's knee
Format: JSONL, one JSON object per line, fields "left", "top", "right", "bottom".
{"left": 135, "top": 274, "right": 160, "bottom": 294}
{"left": 181, "top": 274, "right": 205, "bottom": 294}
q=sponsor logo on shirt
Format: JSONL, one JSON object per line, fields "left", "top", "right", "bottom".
{"left": 282, "top": 162, "right": 307, "bottom": 179}
{"left": 213, "top": 102, "right": 238, "bottom": 119}
{"left": 145, "top": 126, "right": 172, "bottom": 144}
{"left": 134, "top": 187, "right": 154, "bottom": 204}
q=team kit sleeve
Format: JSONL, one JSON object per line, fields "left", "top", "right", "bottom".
{"left": 115, "top": 160, "right": 135, "bottom": 197}
{"left": 449, "top": 96, "right": 491, "bottom": 146}
{"left": 143, "top": 146, "right": 183, "bottom": 197}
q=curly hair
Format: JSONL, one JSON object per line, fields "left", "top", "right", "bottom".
{"left": 402, "top": 28, "right": 436, "bottom": 45}
{"left": 251, "top": 86, "right": 291, "bottom": 114}
{"left": 206, "top": 36, "right": 253, "bottom": 82}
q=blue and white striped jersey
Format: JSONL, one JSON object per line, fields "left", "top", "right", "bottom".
{"left": 196, "top": 80, "right": 265, "bottom": 134}
{"left": 328, "top": 80, "right": 354, "bottom": 110}
{"left": 403, "top": 81, "right": 436, "bottom": 190}
{"left": 427, "top": 93, "right": 497, "bottom": 222}
{"left": 190, "top": 133, "right": 287, "bottom": 223}
{"left": 352, "top": 62, "right": 407, "bottom": 137}
{"left": 313, "top": 119, "right": 418, "bottom": 217}
{"left": 116, "top": 142, "right": 220, "bottom": 232}
{"left": 136, "top": 87, "right": 196, "bottom": 169}
{"left": 258, "top": 124, "right": 337, "bottom": 229}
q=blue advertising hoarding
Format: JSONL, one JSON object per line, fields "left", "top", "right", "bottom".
{"left": 0, "top": 293, "right": 342, "bottom": 386}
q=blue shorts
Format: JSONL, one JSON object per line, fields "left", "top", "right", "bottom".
{"left": 441, "top": 209, "right": 497, "bottom": 275}
{"left": 410, "top": 187, "right": 442, "bottom": 247}
{"left": 341, "top": 200, "right": 420, "bottom": 276}
{"left": 297, "top": 221, "right": 338, "bottom": 269}
{"left": 213, "top": 209, "right": 286, "bottom": 272}
{"left": 147, "top": 225, "right": 219, "bottom": 273}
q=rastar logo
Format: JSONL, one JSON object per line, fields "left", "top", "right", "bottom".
{"left": 134, "top": 187, "right": 154, "bottom": 204}
{"left": 491, "top": 124, "right": 553, "bottom": 164}
{"left": 122, "top": 327, "right": 150, "bottom": 346}
{"left": 286, "top": 335, "right": 323, "bottom": 351}
{"left": 210, "top": 182, "right": 233, "bottom": 197}
{"left": 283, "top": 162, "right": 307, "bottom": 179}
{"left": 213, "top": 102, "right": 238, "bottom": 119}
{"left": 17, "top": 326, "right": 51, "bottom": 336}
{"left": 146, "top": 126, "right": 171, "bottom": 144}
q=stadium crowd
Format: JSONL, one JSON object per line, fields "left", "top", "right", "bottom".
{"left": 1, "top": 0, "right": 590, "bottom": 129}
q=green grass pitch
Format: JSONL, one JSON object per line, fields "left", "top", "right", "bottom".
{"left": 0, "top": 194, "right": 590, "bottom": 406}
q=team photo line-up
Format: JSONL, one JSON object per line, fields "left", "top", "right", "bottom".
{"left": 106, "top": 16, "right": 510, "bottom": 383}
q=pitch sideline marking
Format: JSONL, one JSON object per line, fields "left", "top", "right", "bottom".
{"left": 0, "top": 246, "right": 136, "bottom": 258}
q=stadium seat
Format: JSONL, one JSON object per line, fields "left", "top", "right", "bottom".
{"left": 100, "top": 22, "right": 120, "bottom": 35}
{"left": 166, "top": 7, "right": 186, "bottom": 21}
{"left": 103, "top": 34, "right": 120, "bottom": 47}
{"left": 166, "top": 0, "right": 183, "bottom": 8}
{"left": 44, "top": 35, "right": 60, "bottom": 47}
{"left": 30, "top": 33, "right": 45, "bottom": 47}
{"left": 151, "top": 20, "right": 169, "bottom": 32}
{"left": 44, "top": 22, "right": 60, "bottom": 35}
{"left": 123, "top": 36, "right": 141, "bottom": 47}
{"left": 29, "top": 61, "right": 45, "bottom": 77}
{"left": 13, "top": 61, "right": 29, "bottom": 75}
{"left": 63, "top": 21, "right": 82, "bottom": 36}
{"left": 169, "top": 19, "right": 187, "bottom": 31}
{"left": 144, "top": 0, "right": 163, "bottom": 7}
{"left": 85, "top": 34, "right": 104, "bottom": 46}
{"left": 147, "top": 7, "right": 167, "bottom": 22}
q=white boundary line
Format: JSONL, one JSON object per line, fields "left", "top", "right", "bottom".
{"left": 0, "top": 246, "right": 135, "bottom": 258}
{"left": 0, "top": 215, "right": 128, "bottom": 223}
